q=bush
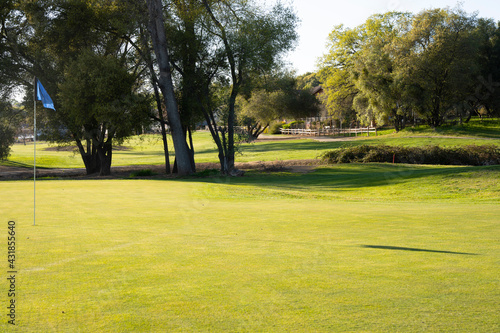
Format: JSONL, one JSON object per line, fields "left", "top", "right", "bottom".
{"left": 286, "top": 120, "right": 304, "bottom": 129}
{"left": 322, "top": 145, "right": 500, "bottom": 166}
{"left": 270, "top": 122, "right": 284, "bottom": 134}
{"left": 0, "top": 124, "right": 15, "bottom": 161}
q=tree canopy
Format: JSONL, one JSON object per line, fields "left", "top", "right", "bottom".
{"left": 237, "top": 73, "right": 320, "bottom": 140}
{"left": 0, "top": 0, "right": 153, "bottom": 175}
{"left": 0, "top": 100, "right": 20, "bottom": 160}
{"left": 318, "top": 7, "right": 500, "bottom": 129}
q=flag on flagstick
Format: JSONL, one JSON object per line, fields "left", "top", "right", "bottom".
{"left": 33, "top": 77, "right": 56, "bottom": 226}
{"left": 35, "top": 78, "right": 56, "bottom": 111}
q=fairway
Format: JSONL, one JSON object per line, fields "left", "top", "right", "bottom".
{"left": 5, "top": 129, "right": 500, "bottom": 169}
{"left": 1, "top": 165, "right": 499, "bottom": 331}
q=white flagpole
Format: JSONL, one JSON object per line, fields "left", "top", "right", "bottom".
{"left": 33, "top": 77, "right": 36, "bottom": 226}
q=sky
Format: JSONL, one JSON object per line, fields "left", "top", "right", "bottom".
{"left": 287, "top": 0, "right": 500, "bottom": 75}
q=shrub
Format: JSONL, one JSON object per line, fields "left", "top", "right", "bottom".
{"left": 287, "top": 120, "right": 304, "bottom": 129}
{"left": 270, "top": 122, "right": 284, "bottom": 134}
{"left": 322, "top": 145, "right": 500, "bottom": 166}
{"left": 0, "top": 124, "right": 15, "bottom": 160}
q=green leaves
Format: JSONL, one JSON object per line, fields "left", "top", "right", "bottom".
{"left": 59, "top": 50, "right": 149, "bottom": 141}
{"left": 319, "top": 7, "right": 494, "bottom": 129}
{"left": 0, "top": 100, "right": 18, "bottom": 160}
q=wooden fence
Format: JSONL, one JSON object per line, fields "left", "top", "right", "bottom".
{"left": 280, "top": 127, "right": 377, "bottom": 137}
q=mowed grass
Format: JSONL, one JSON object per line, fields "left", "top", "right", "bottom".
{"left": 1, "top": 164, "right": 499, "bottom": 332}
{"left": 2, "top": 118, "right": 499, "bottom": 169}
{"left": 5, "top": 130, "right": 500, "bottom": 169}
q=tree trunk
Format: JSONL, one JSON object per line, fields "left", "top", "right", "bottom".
{"left": 200, "top": 104, "right": 228, "bottom": 175}
{"left": 98, "top": 144, "right": 112, "bottom": 176}
{"left": 137, "top": 23, "right": 171, "bottom": 174}
{"left": 227, "top": 91, "right": 237, "bottom": 173}
{"left": 393, "top": 111, "right": 401, "bottom": 132}
{"left": 465, "top": 110, "right": 472, "bottom": 123}
{"left": 75, "top": 137, "right": 100, "bottom": 175}
{"left": 151, "top": 79, "right": 171, "bottom": 174}
{"left": 202, "top": 0, "right": 244, "bottom": 177}
{"left": 97, "top": 135, "right": 113, "bottom": 176}
{"left": 150, "top": 63, "right": 171, "bottom": 174}
{"left": 187, "top": 126, "right": 196, "bottom": 172}
{"left": 146, "top": 0, "right": 193, "bottom": 176}
{"left": 430, "top": 97, "right": 442, "bottom": 127}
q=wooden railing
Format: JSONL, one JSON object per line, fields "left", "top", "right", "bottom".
{"left": 280, "top": 127, "right": 377, "bottom": 136}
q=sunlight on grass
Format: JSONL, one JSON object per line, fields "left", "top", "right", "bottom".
{"left": 398, "top": 118, "right": 500, "bottom": 138}
{"left": 0, "top": 164, "right": 499, "bottom": 331}
{"left": 4, "top": 126, "right": 500, "bottom": 169}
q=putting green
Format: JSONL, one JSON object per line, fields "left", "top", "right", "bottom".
{"left": 1, "top": 165, "right": 499, "bottom": 331}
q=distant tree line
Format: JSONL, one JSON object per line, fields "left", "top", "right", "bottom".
{"left": 0, "top": 0, "right": 305, "bottom": 175}
{"left": 302, "top": 7, "right": 500, "bottom": 131}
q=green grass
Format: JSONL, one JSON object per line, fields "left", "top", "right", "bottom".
{"left": 4, "top": 127, "right": 500, "bottom": 169}
{"left": 1, "top": 164, "right": 499, "bottom": 331}
{"left": 399, "top": 118, "right": 500, "bottom": 138}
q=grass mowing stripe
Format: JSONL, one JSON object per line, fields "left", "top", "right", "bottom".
{"left": 14, "top": 198, "right": 498, "bottom": 331}
{"left": 0, "top": 166, "right": 498, "bottom": 332}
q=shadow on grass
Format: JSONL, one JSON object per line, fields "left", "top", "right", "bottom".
{"left": 190, "top": 139, "right": 366, "bottom": 159}
{"left": 190, "top": 164, "right": 499, "bottom": 191}
{"left": 242, "top": 140, "right": 340, "bottom": 153}
{"left": 402, "top": 118, "right": 500, "bottom": 138}
{"left": 0, "top": 160, "right": 50, "bottom": 169}
{"left": 361, "top": 245, "right": 479, "bottom": 255}
{"left": 190, "top": 140, "right": 331, "bottom": 159}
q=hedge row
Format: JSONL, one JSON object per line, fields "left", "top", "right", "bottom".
{"left": 322, "top": 145, "right": 500, "bottom": 166}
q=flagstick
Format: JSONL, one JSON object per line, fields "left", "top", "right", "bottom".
{"left": 33, "top": 78, "right": 36, "bottom": 226}
{"left": 32, "top": 77, "right": 56, "bottom": 226}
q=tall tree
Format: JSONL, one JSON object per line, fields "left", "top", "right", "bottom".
{"left": 58, "top": 51, "right": 150, "bottom": 175}
{"left": 396, "top": 8, "right": 481, "bottom": 127}
{"left": 237, "top": 73, "right": 320, "bottom": 140}
{"left": 474, "top": 18, "right": 500, "bottom": 118}
{"left": 318, "top": 24, "right": 362, "bottom": 128}
{"left": 97, "top": 0, "right": 174, "bottom": 174}
{"left": 165, "top": 0, "right": 221, "bottom": 173}
{"left": 201, "top": 0, "right": 298, "bottom": 175}
{"left": 146, "top": 0, "right": 194, "bottom": 175}
{"left": 1, "top": 0, "right": 154, "bottom": 175}
{"left": 351, "top": 12, "right": 412, "bottom": 130}
{"left": 320, "top": 7, "right": 485, "bottom": 129}
{"left": 34, "top": 0, "right": 152, "bottom": 175}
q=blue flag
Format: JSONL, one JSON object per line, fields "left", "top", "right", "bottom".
{"left": 35, "top": 78, "right": 56, "bottom": 111}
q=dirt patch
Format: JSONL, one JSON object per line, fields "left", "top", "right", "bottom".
{"left": 0, "top": 166, "right": 86, "bottom": 180}
{"left": 43, "top": 146, "right": 77, "bottom": 152}
{"left": 256, "top": 133, "right": 369, "bottom": 143}
{"left": 254, "top": 134, "right": 304, "bottom": 142}
{"left": 236, "top": 159, "right": 321, "bottom": 174}
{"left": 43, "top": 145, "right": 132, "bottom": 151}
